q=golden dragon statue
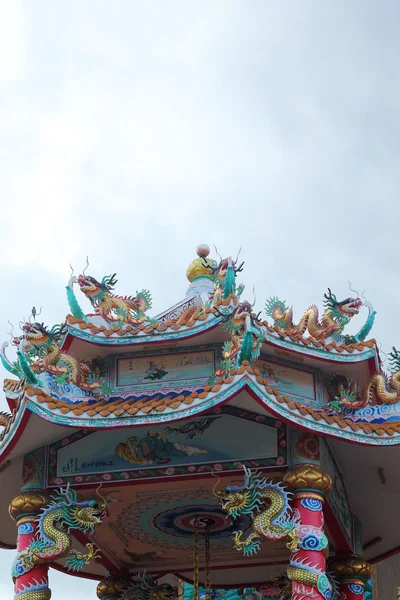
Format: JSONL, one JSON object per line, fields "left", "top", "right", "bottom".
{"left": 1, "top": 320, "right": 106, "bottom": 391}
{"left": 326, "top": 347, "right": 400, "bottom": 410}
{"left": 217, "top": 467, "right": 332, "bottom": 600}
{"left": 66, "top": 262, "right": 154, "bottom": 328}
{"left": 265, "top": 287, "right": 375, "bottom": 342}
{"left": 12, "top": 486, "right": 105, "bottom": 600}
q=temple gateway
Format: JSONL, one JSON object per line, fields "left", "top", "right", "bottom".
{"left": 0, "top": 245, "right": 399, "bottom": 600}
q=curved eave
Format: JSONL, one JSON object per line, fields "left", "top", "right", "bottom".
{"left": 4, "top": 365, "right": 400, "bottom": 447}
{"left": 260, "top": 326, "right": 378, "bottom": 364}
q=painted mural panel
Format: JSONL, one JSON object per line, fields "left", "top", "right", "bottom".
{"left": 117, "top": 349, "right": 215, "bottom": 389}
{"left": 49, "top": 407, "right": 287, "bottom": 486}
{"left": 254, "top": 357, "right": 316, "bottom": 401}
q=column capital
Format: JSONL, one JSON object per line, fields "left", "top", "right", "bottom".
{"left": 283, "top": 464, "right": 332, "bottom": 500}
{"left": 9, "top": 489, "right": 51, "bottom": 523}
{"left": 97, "top": 575, "right": 130, "bottom": 600}
{"left": 329, "top": 555, "right": 372, "bottom": 587}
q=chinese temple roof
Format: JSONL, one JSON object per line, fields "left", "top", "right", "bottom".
{"left": 2, "top": 244, "right": 400, "bottom": 576}
{"left": 1, "top": 242, "right": 399, "bottom": 459}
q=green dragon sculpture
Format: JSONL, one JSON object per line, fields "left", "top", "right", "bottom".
{"left": 217, "top": 467, "right": 332, "bottom": 600}
{"left": 67, "top": 264, "right": 154, "bottom": 328}
{"left": 265, "top": 288, "right": 375, "bottom": 342}
{"left": 121, "top": 573, "right": 177, "bottom": 600}
{"left": 217, "top": 466, "right": 299, "bottom": 556}
{"left": 326, "top": 347, "right": 400, "bottom": 410}
{"left": 212, "top": 301, "right": 265, "bottom": 377}
{"left": 202, "top": 247, "right": 245, "bottom": 305}
{"left": 1, "top": 320, "right": 107, "bottom": 392}
{"left": 12, "top": 486, "right": 105, "bottom": 579}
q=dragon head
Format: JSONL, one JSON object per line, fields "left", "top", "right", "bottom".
{"left": 51, "top": 486, "right": 106, "bottom": 534}
{"left": 77, "top": 273, "right": 118, "bottom": 304}
{"left": 217, "top": 486, "right": 252, "bottom": 519}
{"left": 323, "top": 288, "right": 362, "bottom": 322}
{"left": 151, "top": 584, "right": 177, "bottom": 600}
{"left": 216, "top": 466, "right": 262, "bottom": 519}
{"left": 22, "top": 322, "right": 67, "bottom": 351}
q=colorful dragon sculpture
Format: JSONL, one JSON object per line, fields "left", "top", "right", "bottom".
{"left": 213, "top": 301, "right": 265, "bottom": 377}
{"left": 217, "top": 467, "right": 331, "bottom": 600}
{"left": 326, "top": 347, "right": 400, "bottom": 410}
{"left": 67, "top": 264, "right": 154, "bottom": 328}
{"left": 121, "top": 573, "right": 177, "bottom": 600}
{"left": 265, "top": 288, "right": 375, "bottom": 342}
{"left": 216, "top": 466, "right": 300, "bottom": 556}
{"left": 202, "top": 247, "right": 245, "bottom": 305}
{"left": 1, "top": 320, "right": 106, "bottom": 392}
{"left": 12, "top": 486, "right": 104, "bottom": 580}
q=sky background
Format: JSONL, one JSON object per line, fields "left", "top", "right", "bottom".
{"left": 1, "top": 0, "right": 400, "bottom": 598}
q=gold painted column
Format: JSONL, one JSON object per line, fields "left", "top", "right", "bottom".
{"left": 284, "top": 464, "right": 332, "bottom": 600}
{"left": 329, "top": 555, "right": 372, "bottom": 600}
{"left": 97, "top": 575, "right": 130, "bottom": 600}
{"left": 9, "top": 489, "right": 51, "bottom": 600}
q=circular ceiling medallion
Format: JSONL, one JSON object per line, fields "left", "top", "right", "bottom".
{"left": 152, "top": 505, "right": 251, "bottom": 540}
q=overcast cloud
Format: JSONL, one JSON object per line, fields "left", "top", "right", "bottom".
{"left": 1, "top": 1, "right": 400, "bottom": 598}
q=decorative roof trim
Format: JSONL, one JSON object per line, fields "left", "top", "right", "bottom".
{"left": 3, "top": 364, "right": 400, "bottom": 446}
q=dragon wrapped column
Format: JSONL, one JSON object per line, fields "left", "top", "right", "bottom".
{"left": 283, "top": 465, "right": 332, "bottom": 600}
{"left": 9, "top": 490, "right": 52, "bottom": 600}
{"left": 329, "top": 555, "right": 372, "bottom": 600}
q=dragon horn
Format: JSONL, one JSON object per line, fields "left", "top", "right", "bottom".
{"left": 348, "top": 281, "right": 360, "bottom": 297}
{"left": 83, "top": 256, "right": 89, "bottom": 276}
{"left": 379, "top": 343, "right": 387, "bottom": 365}
{"left": 235, "top": 246, "right": 242, "bottom": 264}
{"left": 251, "top": 285, "right": 256, "bottom": 307}
{"left": 7, "top": 320, "right": 15, "bottom": 343}
{"left": 213, "top": 245, "right": 223, "bottom": 263}
{"left": 70, "top": 263, "right": 75, "bottom": 276}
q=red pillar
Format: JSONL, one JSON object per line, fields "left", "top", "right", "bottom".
{"left": 9, "top": 490, "right": 51, "bottom": 600}
{"left": 284, "top": 465, "right": 332, "bottom": 600}
{"left": 329, "top": 555, "right": 372, "bottom": 600}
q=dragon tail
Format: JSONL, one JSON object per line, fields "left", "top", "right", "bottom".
{"left": 66, "top": 285, "right": 88, "bottom": 322}
{"left": 1, "top": 342, "right": 21, "bottom": 376}
{"left": 17, "top": 350, "right": 39, "bottom": 386}
{"left": 223, "top": 265, "right": 236, "bottom": 299}
{"left": 353, "top": 309, "right": 376, "bottom": 342}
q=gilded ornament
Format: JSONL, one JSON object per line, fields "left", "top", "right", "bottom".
{"left": 283, "top": 464, "right": 332, "bottom": 497}
{"left": 329, "top": 555, "right": 372, "bottom": 584}
{"left": 97, "top": 575, "right": 130, "bottom": 599}
{"left": 9, "top": 490, "right": 51, "bottom": 521}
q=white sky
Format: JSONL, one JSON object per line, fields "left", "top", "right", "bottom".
{"left": 1, "top": 1, "right": 400, "bottom": 598}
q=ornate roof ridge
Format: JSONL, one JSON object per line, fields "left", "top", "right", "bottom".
{"left": 65, "top": 294, "right": 238, "bottom": 338}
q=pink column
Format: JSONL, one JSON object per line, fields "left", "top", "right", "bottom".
{"left": 9, "top": 490, "right": 51, "bottom": 600}
{"left": 284, "top": 464, "right": 332, "bottom": 600}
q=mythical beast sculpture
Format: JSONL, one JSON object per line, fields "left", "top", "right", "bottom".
{"left": 1, "top": 320, "right": 105, "bottom": 391}
{"left": 217, "top": 467, "right": 332, "bottom": 600}
{"left": 12, "top": 486, "right": 104, "bottom": 578}
{"left": 121, "top": 573, "right": 177, "bottom": 600}
{"left": 216, "top": 466, "right": 300, "bottom": 556}
{"left": 213, "top": 301, "right": 265, "bottom": 376}
{"left": 67, "top": 262, "right": 153, "bottom": 328}
{"left": 326, "top": 347, "right": 400, "bottom": 410}
{"left": 265, "top": 288, "right": 375, "bottom": 342}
